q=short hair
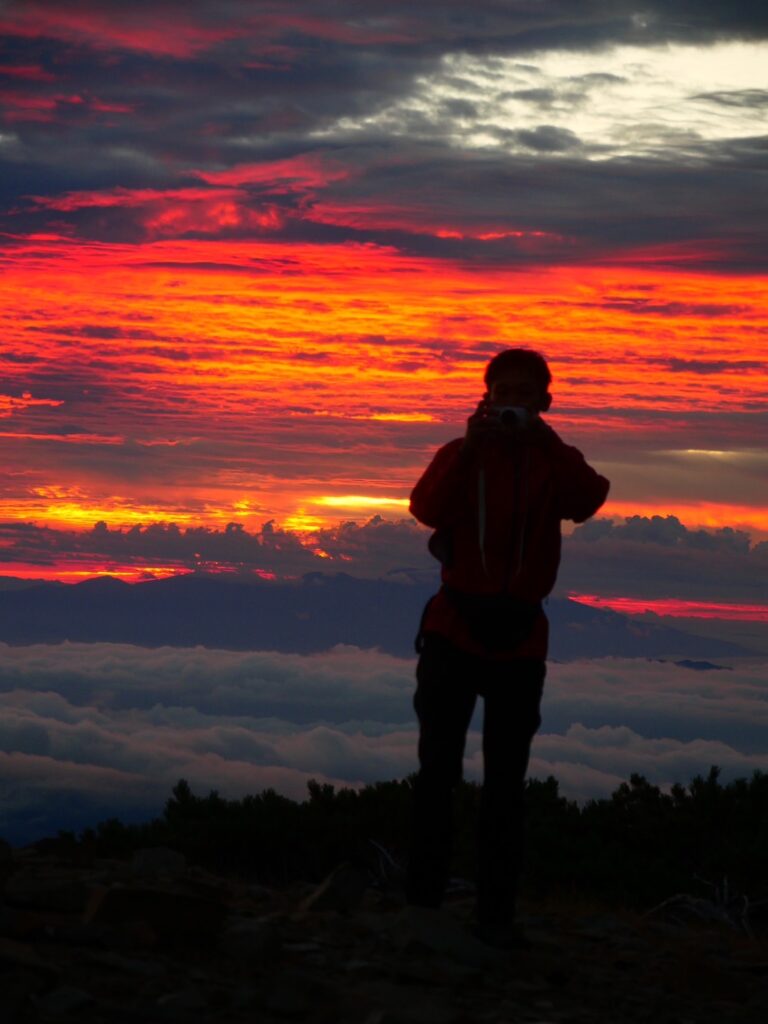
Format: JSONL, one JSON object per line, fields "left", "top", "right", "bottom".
{"left": 484, "top": 348, "right": 552, "bottom": 392}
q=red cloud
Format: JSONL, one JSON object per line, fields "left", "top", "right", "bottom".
{"left": 196, "top": 155, "right": 350, "bottom": 191}
{"left": 308, "top": 199, "right": 564, "bottom": 245}
{"left": 0, "top": 3, "right": 240, "bottom": 58}
{"left": 0, "top": 2, "right": 414, "bottom": 60}
{"left": 143, "top": 198, "right": 283, "bottom": 237}
{"left": 0, "top": 89, "right": 133, "bottom": 124}
{"left": 28, "top": 186, "right": 238, "bottom": 212}
{"left": 26, "top": 185, "right": 284, "bottom": 238}
{"left": 0, "top": 64, "right": 56, "bottom": 81}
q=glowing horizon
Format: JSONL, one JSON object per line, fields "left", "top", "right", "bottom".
{"left": 571, "top": 594, "right": 768, "bottom": 623}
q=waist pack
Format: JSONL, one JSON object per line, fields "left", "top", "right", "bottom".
{"left": 441, "top": 585, "right": 542, "bottom": 653}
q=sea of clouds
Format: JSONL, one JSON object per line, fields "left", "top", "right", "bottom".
{"left": 1, "top": 642, "right": 766, "bottom": 844}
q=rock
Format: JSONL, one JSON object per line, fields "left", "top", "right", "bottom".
{"left": 42, "top": 920, "right": 112, "bottom": 947}
{"left": 3, "top": 836, "right": 768, "bottom": 1024}
{"left": 390, "top": 957, "right": 461, "bottom": 986}
{"left": 284, "top": 941, "right": 323, "bottom": 954}
{"left": 132, "top": 847, "right": 187, "bottom": 879}
{"left": 218, "top": 915, "right": 282, "bottom": 962}
{"left": 84, "top": 948, "right": 167, "bottom": 977}
{"left": 263, "top": 982, "right": 313, "bottom": 1018}
{"left": 343, "top": 957, "right": 377, "bottom": 972}
{"left": 85, "top": 884, "right": 227, "bottom": 947}
{"left": 0, "top": 934, "right": 59, "bottom": 981}
{"left": 0, "top": 936, "right": 59, "bottom": 1020}
{"left": 32, "top": 985, "right": 94, "bottom": 1016}
{"left": 156, "top": 986, "right": 210, "bottom": 1017}
{"left": 364, "top": 1003, "right": 461, "bottom": 1024}
{"left": 299, "top": 863, "right": 370, "bottom": 914}
{"left": 260, "top": 969, "right": 338, "bottom": 1019}
{"left": 0, "top": 837, "right": 14, "bottom": 888}
{"left": 0, "top": 905, "right": 43, "bottom": 939}
{"left": 396, "top": 906, "right": 505, "bottom": 969}
{"left": 0, "top": 901, "right": 112, "bottom": 948}
{"left": 571, "top": 912, "right": 634, "bottom": 942}
{"left": 4, "top": 870, "right": 89, "bottom": 913}
{"left": 246, "top": 882, "right": 274, "bottom": 900}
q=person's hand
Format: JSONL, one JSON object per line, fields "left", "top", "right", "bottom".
{"left": 461, "top": 399, "right": 498, "bottom": 455}
{"left": 529, "top": 416, "right": 558, "bottom": 447}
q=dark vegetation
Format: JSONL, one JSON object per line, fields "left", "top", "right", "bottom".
{"left": 46, "top": 767, "right": 768, "bottom": 912}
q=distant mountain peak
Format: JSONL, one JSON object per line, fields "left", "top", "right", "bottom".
{"left": 75, "top": 575, "right": 129, "bottom": 590}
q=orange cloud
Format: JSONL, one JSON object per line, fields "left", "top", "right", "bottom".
{"left": 1, "top": 394, "right": 64, "bottom": 418}
{"left": 599, "top": 501, "right": 768, "bottom": 537}
{"left": 1, "top": 234, "right": 765, "bottom": 553}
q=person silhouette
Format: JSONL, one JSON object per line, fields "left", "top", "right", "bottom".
{"left": 406, "top": 348, "right": 610, "bottom": 948}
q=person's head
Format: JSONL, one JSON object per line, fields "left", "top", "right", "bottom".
{"left": 483, "top": 348, "right": 552, "bottom": 414}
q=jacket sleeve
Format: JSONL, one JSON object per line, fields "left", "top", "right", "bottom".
{"left": 409, "top": 438, "right": 470, "bottom": 529}
{"left": 547, "top": 432, "right": 610, "bottom": 523}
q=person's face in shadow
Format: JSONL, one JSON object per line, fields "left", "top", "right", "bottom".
{"left": 487, "top": 369, "right": 550, "bottom": 417}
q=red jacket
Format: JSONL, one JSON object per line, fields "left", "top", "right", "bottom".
{"left": 410, "top": 422, "right": 609, "bottom": 660}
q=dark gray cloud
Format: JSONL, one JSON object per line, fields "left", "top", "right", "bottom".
{"left": 573, "top": 514, "right": 751, "bottom": 550}
{"left": 3, "top": 135, "right": 766, "bottom": 270}
{"left": 4, "top": 1, "right": 766, "bottom": 60}
{"left": 559, "top": 514, "right": 768, "bottom": 603}
{"left": 694, "top": 88, "right": 768, "bottom": 108}
{"left": 595, "top": 299, "right": 750, "bottom": 318}
{"left": 514, "top": 125, "right": 583, "bottom": 152}
{"left": 0, "top": 513, "right": 765, "bottom": 612}
{"left": 658, "top": 357, "right": 765, "bottom": 373}
{"left": 503, "top": 88, "right": 559, "bottom": 106}
{"left": 1, "top": 1, "right": 766, "bottom": 268}
{"left": 0, "top": 516, "right": 432, "bottom": 578}
{"left": 551, "top": 409, "right": 768, "bottom": 459}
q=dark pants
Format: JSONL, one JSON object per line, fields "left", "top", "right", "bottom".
{"left": 406, "top": 634, "right": 545, "bottom": 926}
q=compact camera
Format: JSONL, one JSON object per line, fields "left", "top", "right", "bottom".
{"left": 484, "top": 404, "right": 532, "bottom": 429}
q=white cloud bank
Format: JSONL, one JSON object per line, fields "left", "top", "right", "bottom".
{"left": 334, "top": 43, "right": 768, "bottom": 156}
{"left": 1, "top": 642, "right": 766, "bottom": 843}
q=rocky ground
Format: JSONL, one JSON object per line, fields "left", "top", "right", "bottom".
{"left": 1, "top": 842, "right": 766, "bottom": 1023}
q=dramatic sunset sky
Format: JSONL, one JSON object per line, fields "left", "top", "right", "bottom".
{"left": 1, "top": 2, "right": 768, "bottom": 839}
{"left": 1, "top": 0, "right": 766, "bottom": 606}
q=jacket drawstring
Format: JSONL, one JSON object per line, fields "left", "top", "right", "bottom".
{"left": 513, "top": 445, "right": 530, "bottom": 579}
{"left": 479, "top": 444, "right": 531, "bottom": 587}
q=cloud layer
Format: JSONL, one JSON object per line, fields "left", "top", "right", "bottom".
{"left": 1, "top": 640, "right": 765, "bottom": 843}
{"left": 1, "top": 514, "right": 766, "bottom": 613}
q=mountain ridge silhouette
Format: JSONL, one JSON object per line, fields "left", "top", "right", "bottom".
{"left": 0, "top": 572, "right": 754, "bottom": 659}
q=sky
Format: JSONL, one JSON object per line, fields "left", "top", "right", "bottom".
{"left": 1, "top": 0, "right": 767, "bottom": 609}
